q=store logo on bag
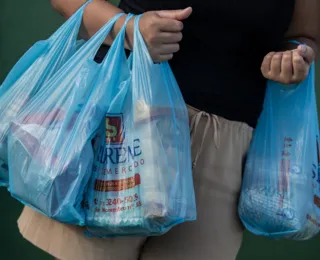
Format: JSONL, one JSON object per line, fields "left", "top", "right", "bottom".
{"left": 106, "top": 114, "right": 124, "bottom": 144}
{"left": 94, "top": 174, "right": 141, "bottom": 192}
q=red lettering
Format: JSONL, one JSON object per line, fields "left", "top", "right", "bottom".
{"left": 279, "top": 159, "right": 289, "bottom": 193}
{"left": 314, "top": 195, "right": 320, "bottom": 208}
{"left": 306, "top": 214, "right": 320, "bottom": 227}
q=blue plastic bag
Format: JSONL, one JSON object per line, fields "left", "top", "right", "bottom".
{"left": 239, "top": 62, "right": 320, "bottom": 240}
{"left": 7, "top": 13, "right": 127, "bottom": 225}
{"left": 85, "top": 15, "right": 196, "bottom": 237}
{"left": 0, "top": 1, "right": 91, "bottom": 187}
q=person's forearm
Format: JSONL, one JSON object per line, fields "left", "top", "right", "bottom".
{"left": 282, "top": 0, "right": 320, "bottom": 58}
{"left": 51, "top": 0, "right": 134, "bottom": 49}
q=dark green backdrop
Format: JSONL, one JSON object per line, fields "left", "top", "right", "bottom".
{"left": 1, "top": 1, "right": 320, "bottom": 259}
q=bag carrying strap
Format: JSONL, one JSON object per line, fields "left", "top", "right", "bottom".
{"left": 49, "top": 0, "right": 92, "bottom": 42}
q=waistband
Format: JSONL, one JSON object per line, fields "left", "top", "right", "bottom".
{"left": 187, "top": 104, "right": 253, "bottom": 169}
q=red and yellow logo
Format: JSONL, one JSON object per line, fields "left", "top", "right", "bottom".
{"left": 105, "top": 114, "right": 124, "bottom": 144}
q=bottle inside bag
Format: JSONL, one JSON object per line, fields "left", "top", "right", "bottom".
{"left": 85, "top": 97, "right": 188, "bottom": 236}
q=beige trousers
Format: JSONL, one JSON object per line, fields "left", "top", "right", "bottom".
{"left": 17, "top": 105, "right": 253, "bottom": 260}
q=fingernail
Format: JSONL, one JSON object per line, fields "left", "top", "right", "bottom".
{"left": 300, "top": 45, "right": 307, "bottom": 53}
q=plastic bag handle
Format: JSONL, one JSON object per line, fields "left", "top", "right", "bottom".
{"left": 66, "top": 13, "right": 134, "bottom": 137}
{"left": 75, "top": 12, "right": 126, "bottom": 61}
{"left": 54, "top": 14, "right": 135, "bottom": 172}
{"left": 267, "top": 40, "right": 314, "bottom": 93}
{"left": 133, "top": 15, "right": 154, "bottom": 64}
{"left": 287, "top": 40, "right": 306, "bottom": 46}
{"left": 0, "top": 0, "right": 92, "bottom": 93}
{"left": 99, "top": 13, "right": 134, "bottom": 65}
{"left": 18, "top": 12, "right": 126, "bottom": 116}
{"left": 49, "top": 0, "right": 92, "bottom": 42}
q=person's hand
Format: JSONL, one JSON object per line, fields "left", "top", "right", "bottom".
{"left": 261, "top": 44, "right": 316, "bottom": 84}
{"left": 126, "top": 7, "right": 192, "bottom": 62}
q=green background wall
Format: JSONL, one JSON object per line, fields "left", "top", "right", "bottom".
{"left": 1, "top": 1, "right": 320, "bottom": 259}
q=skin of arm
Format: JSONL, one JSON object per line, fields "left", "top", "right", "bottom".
{"left": 52, "top": 0, "right": 317, "bottom": 84}
{"left": 50, "top": 0, "right": 192, "bottom": 62}
{"left": 50, "top": 0, "right": 132, "bottom": 48}
{"left": 261, "top": 0, "right": 320, "bottom": 84}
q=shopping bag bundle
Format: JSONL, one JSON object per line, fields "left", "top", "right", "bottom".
{"left": 84, "top": 15, "right": 196, "bottom": 237}
{"left": 239, "top": 62, "right": 320, "bottom": 240}
{"left": 0, "top": 1, "right": 91, "bottom": 187}
{"left": 6, "top": 11, "right": 196, "bottom": 235}
{"left": 7, "top": 12, "right": 127, "bottom": 225}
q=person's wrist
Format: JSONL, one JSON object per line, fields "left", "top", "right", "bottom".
{"left": 113, "top": 13, "right": 135, "bottom": 50}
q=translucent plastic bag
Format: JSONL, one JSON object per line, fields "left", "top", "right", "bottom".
{"left": 0, "top": 1, "right": 90, "bottom": 187}
{"left": 239, "top": 62, "right": 320, "bottom": 240}
{"left": 85, "top": 15, "right": 196, "bottom": 237}
{"left": 7, "top": 13, "right": 127, "bottom": 225}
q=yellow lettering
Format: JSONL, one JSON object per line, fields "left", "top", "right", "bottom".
{"left": 106, "top": 118, "right": 117, "bottom": 138}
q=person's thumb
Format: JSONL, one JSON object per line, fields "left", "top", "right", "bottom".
{"left": 156, "top": 7, "right": 192, "bottom": 21}
{"left": 297, "top": 44, "right": 315, "bottom": 65}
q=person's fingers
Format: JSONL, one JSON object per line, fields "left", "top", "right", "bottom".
{"left": 280, "top": 51, "right": 293, "bottom": 84}
{"left": 159, "top": 43, "right": 180, "bottom": 54}
{"left": 159, "top": 32, "right": 183, "bottom": 43}
{"left": 261, "top": 52, "right": 276, "bottom": 77}
{"left": 156, "top": 7, "right": 192, "bottom": 20}
{"left": 261, "top": 48, "right": 311, "bottom": 84}
{"left": 297, "top": 44, "right": 315, "bottom": 65}
{"left": 158, "top": 54, "right": 174, "bottom": 62}
{"left": 270, "top": 52, "right": 283, "bottom": 75}
{"left": 292, "top": 51, "right": 309, "bottom": 82}
{"left": 158, "top": 18, "right": 184, "bottom": 32}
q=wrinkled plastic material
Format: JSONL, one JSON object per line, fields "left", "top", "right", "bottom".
{"left": 0, "top": 2, "right": 90, "bottom": 187}
{"left": 84, "top": 15, "right": 196, "bottom": 237}
{"left": 7, "top": 13, "right": 126, "bottom": 225}
{"left": 239, "top": 63, "right": 320, "bottom": 240}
